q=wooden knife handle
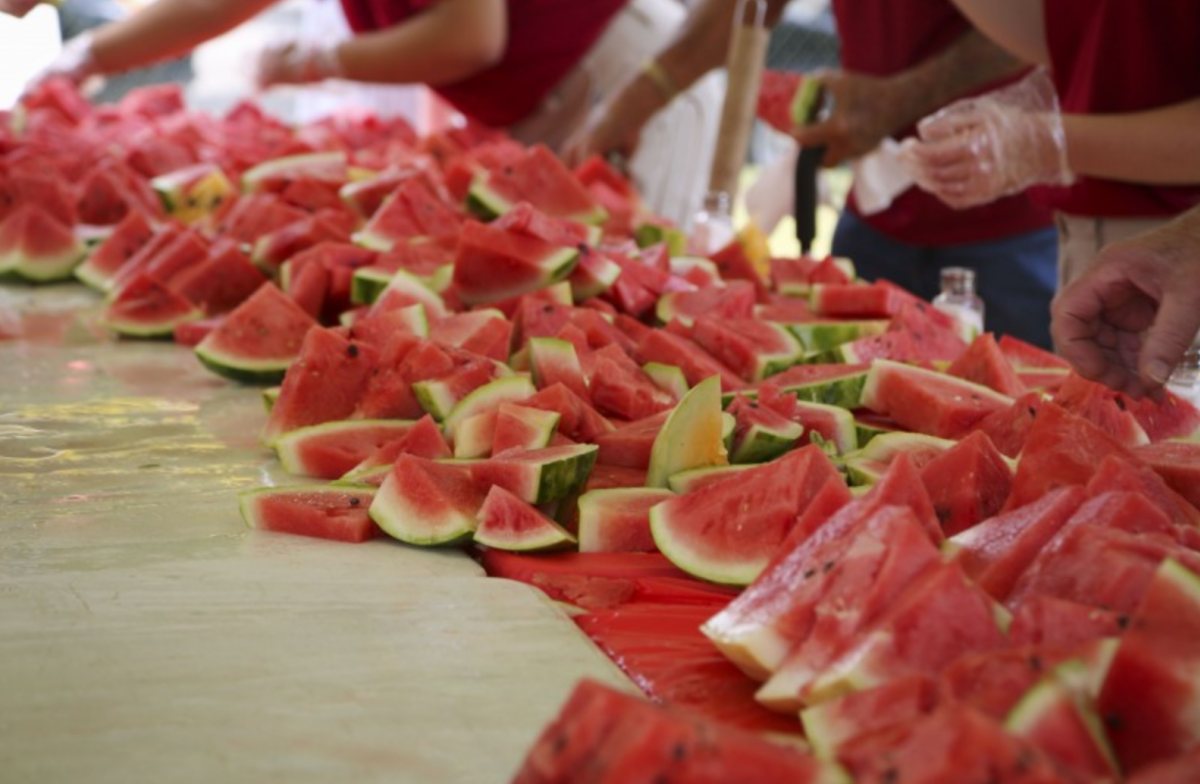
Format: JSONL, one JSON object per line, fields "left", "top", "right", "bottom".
{"left": 707, "top": 2, "right": 770, "bottom": 198}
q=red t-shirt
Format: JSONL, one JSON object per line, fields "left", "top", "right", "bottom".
{"left": 1043, "top": 0, "right": 1200, "bottom": 217}
{"left": 831, "top": 0, "right": 1052, "bottom": 246}
{"left": 338, "top": 0, "right": 626, "bottom": 128}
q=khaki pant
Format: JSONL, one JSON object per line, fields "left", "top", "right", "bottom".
{"left": 1055, "top": 212, "right": 1171, "bottom": 287}
{"left": 510, "top": 0, "right": 723, "bottom": 226}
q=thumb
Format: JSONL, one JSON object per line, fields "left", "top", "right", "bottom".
{"left": 1139, "top": 292, "right": 1200, "bottom": 386}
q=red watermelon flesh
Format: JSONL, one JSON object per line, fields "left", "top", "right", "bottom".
{"left": 430, "top": 310, "right": 513, "bottom": 363}
{"left": 577, "top": 487, "right": 676, "bottom": 553}
{"left": 918, "top": 429, "right": 1014, "bottom": 536}
{"left": 1007, "top": 595, "right": 1128, "bottom": 650}
{"left": 885, "top": 300, "right": 969, "bottom": 362}
{"left": 690, "top": 317, "right": 800, "bottom": 382}
{"left": 801, "top": 561, "right": 1007, "bottom": 705}
{"left": 702, "top": 454, "right": 938, "bottom": 681}
{"left": 1053, "top": 372, "right": 1151, "bottom": 447}
{"left": 510, "top": 678, "right": 832, "bottom": 784}
{"left": 969, "top": 389, "right": 1045, "bottom": 459}
{"left": 1008, "top": 517, "right": 1193, "bottom": 616}
{"left": 999, "top": 333, "right": 1071, "bottom": 369}
{"left": 650, "top": 445, "right": 844, "bottom": 587}
{"left": 634, "top": 328, "right": 746, "bottom": 392}
{"left": 1004, "top": 401, "right": 1136, "bottom": 511}
{"left": 452, "top": 219, "right": 578, "bottom": 305}
{"left": 75, "top": 165, "right": 136, "bottom": 225}
{"left": 75, "top": 209, "right": 156, "bottom": 291}
{"left": 345, "top": 414, "right": 450, "bottom": 476}
{"left": 1125, "top": 387, "right": 1200, "bottom": 442}
{"left": 1084, "top": 454, "right": 1200, "bottom": 531}
{"left": 0, "top": 203, "right": 84, "bottom": 281}
{"left": 173, "top": 316, "right": 222, "bottom": 348}
{"left": 240, "top": 485, "right": 380, "bottom": 544}
{"left": 1133, "top": 440, "right": 1200, "bottom": 511}
{"left": 215, "top": 193, "right": 308, "bottom": 246}
{"left": 1098, "top": 559, "right": 1200, "bottom": 773}
{"left": 275, "top": 419, "right": 431, "bottom": 480}
{"left": 575, "top": 604, "right": 804, "bottom": 737}
{"left": 658, "top": 280, "right": 758, "bottom": 326}
{"left": 354, "top": 339, "right": 459, "bottom": 421}
{"left": 112, "top": 226, "right": 209, "bottom": 294}
{"left": 494, "top": 200, "right": 595, "bottom": 247}
{"left": 939, "top": 646, "right": 1056, "bottom": 722}
{"left": 947, "top": 485, "right": 1085, "bottom": 602}
{"left": 809, "top": 280, "right": 915, "bottom": 319}
{"left": 946, "top": 332, "right": 1028, "bottom": 397}
{"left": 260, "top": 326, "right": 377, "bottom": 443}
{"left": 592, "top": 409, "right": 669, "bottom": 469}
{"left": 523, "top": 383, "right": 614, "bottom": 444}
{"left": 479, "top": 143, "right": 603, "bottom": 223}
{"left": 800, "top": 673, "right": 941, "bottom": 764}
{"left": 1125, "top": 745, "right": 1200, "bottom": 784}
{"left": 169, "top": 245, "right": 268, "bottom": 317}
{"left": 473, "top": 485, "right": 574, "bottom": 551}
{"left": 357, "top": 176, "right": 462, "bottom": 248}
{"left": 754, "top": 506, "right": 943, "bottom": 713}
{"left": 861, "top": 359, "right": 1015, "bottom": 439}
{"left": 104, "top": 271, "right": 202, "bottom": 336}
{"left": 707, "top": 238, "right": 770, "bottom": 302}
{"left": 757, "top": 69, "right": 804, "bottom": 134}
{"left": 587, "top": 344, "right": 676, "bottom": 421}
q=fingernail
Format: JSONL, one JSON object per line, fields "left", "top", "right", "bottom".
{"left": 1146, "top": 360, "right": 1171, "bottom": 385}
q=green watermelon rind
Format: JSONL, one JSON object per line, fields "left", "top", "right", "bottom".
{"left": 442, "top": 375, "right": 538, "bottom": 444}
{"left": 747, "top": 322, "right": 807, "bottom": 381}
{"left": 472, "top": 519, "right": 576, "bottom": 552}
{"left": 633, "top": 222, "right": 687, "bottom": 256}
{"left": 1, "top": 244, "right": 88, "bottom": 283}
{"left": 642, "top": 361, "right": 689, "bottom": 402}
{"left": 841, "top": 431, "right": 957, "bottom": 485}
{"left": 106, "top": 305, "right": 204, "bottom": 340}
{"left": 194, "top": 343, "right": 294, "bottom": 384}
{"left": 469, "top": 444, "right": 600, "bottom": 505}
{"left": 272, "top": 419, "right": 419, "bottom": 478}
{"left": 792, "top": 399, "right": 859, "bottom": 454}
{"left": 368, "top": 465, "right": 479, "bottom": 546}
{"left": 465, "top": 175, "right": 515, "bottom": 221}
{"left": 1005, "top": 669, "right": 1121, "bottom": 777}
{"left": 239, "top": 483, "right": 377, "bottom": 531}
{"left": 646, "top": 376, "right": 730, "bottom": 488}
{"left": 730, "top": 420, "right": 805, "bottom": 465}
{"left": 492, "top": 404, "right": 561, "bottom": 453}
{"left": 576, "top": 486, "right": 676, "bottom": 553}
{"left": 241, "top": 150, "right": 348, "bottom": 193}
{"left": 527, "top": 337, "right": 586, "bottom": 392}
{"left": 349, "top": 266, "right": 395, "bottom": 305}
{"left": 368, "top": 267, "right": 448, "bottom": 316}
{"left": 785, "top": 320, "right": 888, "bottom": 353}
{"left": 649, "top": 500, "right": 759, "bottom": 587}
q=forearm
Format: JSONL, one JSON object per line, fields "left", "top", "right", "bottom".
{"left": 883, "top": 28, "right": 1027, "bottom": 135}
{"left": 615, "top": 0, "right": 789, "bottom": 134}
{"left": 335, "top": 0, "right": 505, "bottom": 86}
{"left": 89, "top": 0, "right": 276, "bottom": 74}
{"left": 1064, "top": 99, "right": 1200, "bottom": 185}
{"left": 948, "top": 0, "right": 1048, "bottom": 66}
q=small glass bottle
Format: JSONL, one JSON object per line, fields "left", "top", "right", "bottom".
{"left": 1167, "top": 333, "right": 1200, "bottom": 406}
{"left": 932, "top": 266, "right": 985, "bottom": 342}
{"left": 689, "top": 190, "right": 735, "bottom": 255}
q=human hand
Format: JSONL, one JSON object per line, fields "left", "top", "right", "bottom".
{"left": 903, "top": 68, "right": 1072, "bottom": 209}
{"left": 790, "top": 69, "right": 896, "bottom": 167}
{"left": 255, "top": 39, "right": 343, "bottom": 89}
{"left": 26, "top": 30, "right": 100, "bottom": 92}
{"left": 1051, "top": 212, "right": 1200, "bottom": 399}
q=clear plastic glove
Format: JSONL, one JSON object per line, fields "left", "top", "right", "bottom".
{"left": 30, "top": 30, "right": 100, "bottom": 90}
{"left": 903, "top": 68, "right": 1072, "bottom": 209}
{"left": 0, "top": 0, "right": 42, "bottom": 18}
{"left": 255, "top": 39, "right": 343, "bottom": 89}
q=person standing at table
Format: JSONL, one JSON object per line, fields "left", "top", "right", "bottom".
{"left": 25, "top": 0, "right": 721, "bottom": 225}
{"left": 567, "top": 0, "right": 1061, "bottom": 349}
{"left": 904, "top": 0, "right": 1200, "bottom": 289}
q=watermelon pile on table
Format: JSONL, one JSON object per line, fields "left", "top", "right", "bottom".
{"left": 9, "top": 77, "right": 1200, "bottom": 782}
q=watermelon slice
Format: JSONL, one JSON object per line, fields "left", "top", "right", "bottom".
{"left": 369, "top": 454, "right": 485, "bottom": 545}
{"left": 239, "top": 484, "right": 380, "bottom": 543}
{"left": 195, "top": 283, "right": 320, "bottom": 384}
{"left": 473, "top": 485, "right": 575, "bottom": 552}
{"left": 75, "top": 209, "right": 156, "bottom": 292}
{"left": 1098, "top": 558, "right": 1200, "bottom": 772}
{"left": 650, "top": 444, "right": 843, "bottom": 586}
{"left": 451, "top": 219, "right": 579, "bottom": 305}
{"left": 0, "top": 203, "right": 86, "bottom": 282}
{"left": 466, "top": 143, "right": 606, "bottom": 225}
{"left": 103, "top": 272, "right": 203, "bottom": 338}
{"left": 860, "top": 359, "right": 1015, "bottom": 439}
{"left": 466, "top": 443, "right": 598, "bottom": 505}
{"left": 273, "top": 419, "right": 424, "bottom": 479}
{"left": 577, "top": 487, "right": 677, "bottom": 554}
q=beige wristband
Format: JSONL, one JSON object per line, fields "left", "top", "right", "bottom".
{"left": 642, "top": 59, "right": 680, "bottom": 102}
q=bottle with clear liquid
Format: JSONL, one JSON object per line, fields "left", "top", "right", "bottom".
{"left": 1167, "top": 333, "right": 1200, "bottom": 406}
{"left": 932, "top": 266, "right": 985, "bottom": 342}
{"left": 689, "top": 190, "right": 735, "bottom": 255}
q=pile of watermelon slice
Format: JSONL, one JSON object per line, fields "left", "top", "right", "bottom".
{"left": 6, "top": 77, "right": 1200, "bottom": 783}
